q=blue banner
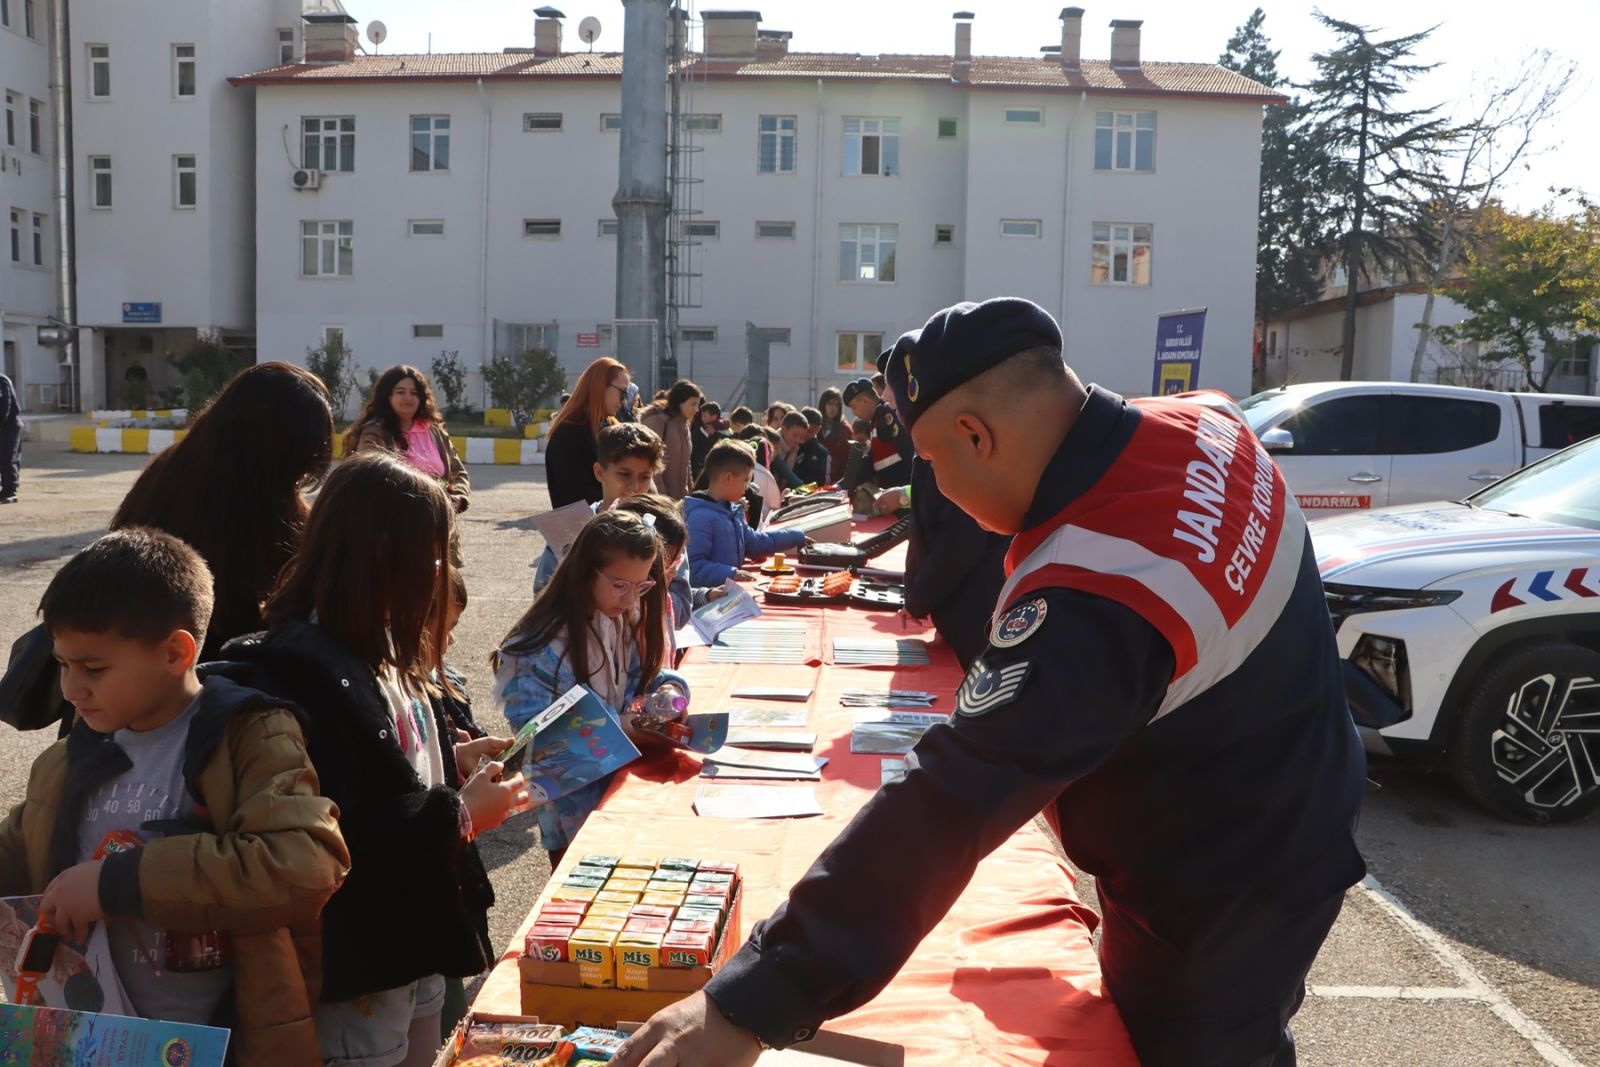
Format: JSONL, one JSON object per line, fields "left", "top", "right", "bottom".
{"left": 1151, "top": 308, "right": 1207, "bottom": 395}
{"left": 121, "top": 302, "right": 161, "bottom": 324}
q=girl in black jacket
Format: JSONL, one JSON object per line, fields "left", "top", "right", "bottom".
{"left": 222, "top": 453, "right": 529, "bottom": 1067}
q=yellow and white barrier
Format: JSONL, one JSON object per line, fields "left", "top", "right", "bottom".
{"left": 76, "top": 428, "right": 545, "bottom": 466}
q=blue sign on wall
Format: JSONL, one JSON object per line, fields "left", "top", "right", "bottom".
{"left": 122, "top": 302, "right": 162, "bottom": 324}
{"left": 1151, "top": 308, "right": 1207, "bottom": 395}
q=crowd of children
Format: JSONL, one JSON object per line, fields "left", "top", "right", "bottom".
{"left": 0, "top": 357, "right": 920, "bottom": 1067}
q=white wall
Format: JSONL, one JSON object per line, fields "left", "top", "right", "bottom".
{"left": 0, "top": 3, "right": 61, "bottom": 409}
{"left": 253, "top": 63, "right": 1266, "bottom": 412}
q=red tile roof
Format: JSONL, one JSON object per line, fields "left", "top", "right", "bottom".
{"left": 231, "top": 51, "right": 1284, "bottom": 103}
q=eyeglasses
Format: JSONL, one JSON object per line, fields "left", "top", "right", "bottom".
{"left": 597, "top": 571, "right": 657, "bottom": 599}
{"left": 607, "top": 382, "right": 628, "bottom": 397}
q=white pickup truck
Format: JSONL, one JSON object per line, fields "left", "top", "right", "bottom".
{"left": 1240, "top": 382, "right": 1600, "bottom": 516}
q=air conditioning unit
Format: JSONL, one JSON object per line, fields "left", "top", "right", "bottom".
{"left": 291, "top": 168, "right": 322, "bottom": 191}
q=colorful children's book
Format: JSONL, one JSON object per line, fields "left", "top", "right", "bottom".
{"left": 674, "top": 580, "right": 763, "bottom": 649}
{"left": 504, "top": 686, "right": 642, "bottom": 806}
{"left": 0, "top": 1002, "right": 229, "bottom": 1067}
{"left": 0, "top": 896, "right": 131, "bottom": 1017}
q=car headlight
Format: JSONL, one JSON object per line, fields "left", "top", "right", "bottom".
{"left": 1351, "top": 634, "right": 1411, "bottom": 711}
{"left": 1323, "top": 583, "right": 1462, "bottom": 632}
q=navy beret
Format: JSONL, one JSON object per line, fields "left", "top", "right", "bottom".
{"left": 883, "top": 298, "right": 1063, "bottom": 429}
{"left": 841, "top": 378, "right": 876, "bottom": 406}
{"left": 875, "top": 330, "right": 922, "bottom": 412}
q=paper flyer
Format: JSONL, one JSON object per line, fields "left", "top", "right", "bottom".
{"left": 0, "top": 897, "right": 131, "bottom": 1017}
{"left": 0, "top": 1002, "right": 229, "bottom": 1067}
{"left": 693, "top": 784, "right": 824, "bottom": 819}
{"left": 529, "top": 501, "right": 596, "bottom": 562}
{"left": 675, "top": 580, "right": 763, "bottom": 649}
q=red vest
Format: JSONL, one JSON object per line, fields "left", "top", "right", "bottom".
{"left": 999, "top": 396, "right": 1308, "bottom": 720}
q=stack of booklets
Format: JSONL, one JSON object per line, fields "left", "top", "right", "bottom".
{"left": 708, "top": 622, "right": 811, "bottom": 664}
{"left": 724, "top": 706, "right": 818, "bottom": 751}
{"left": 839, "top": 689, "right": 937, "bottom": 708}
{"left": 833, "top": 637, "right": 931, "bottom": 667}
{"left": 673, "top": 580, "right": 762, "bottom": 649}
{"left": 850, "top": 710, "right": 946, "bottom": 755}
{"left": 700, "top": 748, "right": 829, "bottom": 781}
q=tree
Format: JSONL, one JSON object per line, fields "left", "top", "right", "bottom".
{"left": 482, "top": 347, "right": 566, "bottom": 414}
{"left": 1219, "top": 9, "right": 1336, "bottom": 323}
{"left": 430, "top": 350, "right": 471, "bottom": 415}
{"left": 170, "top": 330, "right": 248, "bottom": 412}
{"left": 1306, "top": 12, "right": 1460, "bottom": 379}
{"left": 1436, "top": 199, "right": 1600, "bottom": 392}
{"left": 305, "top": 334, "right": 360, "bottom": 416}
{"left": 1407, "top": 51, "right": 1579, "bottom": 381}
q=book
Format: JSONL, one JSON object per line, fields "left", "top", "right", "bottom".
{"left": 0, "top": 1002, "right": 229, "bottom": 1067}
{"left": 727, "top": 706, "right": 810, "bottom": 729}
{"left": 674, "top": 580, "right": 763, "bottom": 649}
{"left": 504, "top": 686, "right": 642, "bottom": 806}
{"left": 704, "top": 748, "right": 828, "bottom": 775}
{"left": 849, "top": 711, "right": 945, "bottom": 755}
{"left": 0, "top": 896, "right": 131, "bottom": 1017}
{"left": 529, "top": 501, "right": 596, "bottom": 562}
{"left": 723, "top": 729, "right": 818, "bottom": 752}
{"left": 729, "top": 686, "right": 813, "bottom": 702}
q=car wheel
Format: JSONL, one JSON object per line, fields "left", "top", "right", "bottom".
{"left": 1449, "top": 642, "right": 1600, "bottom": 824}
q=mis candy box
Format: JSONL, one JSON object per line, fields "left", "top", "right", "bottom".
{"left": 526, "top": 926, "right": 575, "bottom": 962}
{"left": 629, "top": 904, "right": 676, "bottom": 921}
{"left": 569, "top": 929, "right": 618, "bottom": 988}
{"left": 615, "top": 931, "right": 664, "bottom": 990}
{"left": 661, "top": 930, "right": 714, "bottom": 968}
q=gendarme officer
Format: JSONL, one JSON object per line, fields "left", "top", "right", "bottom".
{"left": 616, "top": 298, "right": 1367, "bottom": 1067}
{"left": 842, "top": 377, "right": 911, "bottom": 489}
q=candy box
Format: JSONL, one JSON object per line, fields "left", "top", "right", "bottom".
{"left": 585, "top": 902, "right": 634, "bottom": 921}
{"left": 639, "top": 890, "right": 686, "bottom": 908}
{"left": 570, "top": 929, "right": 618, "bottom": 988}
{"left": 562, "top": 876, "right": 608, "bottom": 891}
{"left": 568, "top": 1026, "right": 630, "bottom": 1060}
{"left": 676, "top": 905, "right": 723, "bottom": 925}
{"left": 533, "top": 911, "right": 582, "bottom": 931}
{"left": 525, "top": 925, "right": 574, "bottom": 963}
{"left": 690, "top": 870, "right": 733, "bottom": 886}
{"left": 622, "top": 915, "right": 671, "bottom": 936}
{"left": 629, "top": 904, "right": 676, "bottom": 921}
{"left": 659, "top": 857, "right": 702, "bottom": 872}
{"left": 697, "top": 860, "right": 740, "bottom": 877}
{"left": 603, "top": 877, "right": 651, "bottom": 896}
{"left": 615, "top": 930, "right": 664, "bottom": 990}
{"left": 433, "top": 1013, "right": 574, "bottom": 1067}
{"left": 576, "top": 914, "right": 628, "bottom": 934}
{"left": 661, "top": 930, "right": 714, "bottom": 968}
{"left": 579, "top": 855, "right": 620, "bottom": 869}
{"left": 669, "top": 916, "right": 718, "bottom": 938}
{"left": 595, "top": 890, "right": 642, "bottom": 906}
{"left": 617, "top": 855, "right": 658, "bottom": 873}
{"left": 550, "top": 885, "right": 598, "bottom": 904}
{"left": 540, "top": 900, "right": 589, "bottom": 918}
{"left": 649, "top": 868, "right": 695, "bottom": 884}
{"left": 571, "top": 865, "right": 615, "bottom": 882}
{"left": 682, "top": 895, "right": 726, "bottom": 914}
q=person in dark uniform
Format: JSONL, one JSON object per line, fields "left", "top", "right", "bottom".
{"left": 902, "top": 457, "right": 1009, "bottom": 670}
{"left": 0, "top": 371, "right": 21, "bottom": 504}
{"left": 614, "top": 298, "right": 1367, "bottom": 1067}
{"left": 842, "top": 377, "right": 911, "bottom": 489}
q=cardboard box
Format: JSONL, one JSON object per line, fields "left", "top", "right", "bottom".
{"left": 431, "top": 1012, "right": 562, "bottom": 1067}
{"left": 569, "top": 929, "right": 618, "bottom": 989}
{"left": 615, "top": 931, "right": 664, "bottom": 990}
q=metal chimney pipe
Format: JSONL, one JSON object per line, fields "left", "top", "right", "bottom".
{"left": 952, "top": 11, "right": 974, "bottom": 81}
{"left": 1060, "top": 7, "right": 1084, "bottom": 71}
{"left": 613, "top": 0, "right": 671, "bottom": 399}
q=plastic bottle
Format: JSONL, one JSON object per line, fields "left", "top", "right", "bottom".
{"left": 637, "top": 682, "right": 689, "bottom": 722}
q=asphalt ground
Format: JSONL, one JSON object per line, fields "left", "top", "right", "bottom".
{"left": 1, "top": 446, "right": 1595, "bottom": 1065}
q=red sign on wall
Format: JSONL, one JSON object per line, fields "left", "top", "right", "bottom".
{"left": 576, "top": 333, "right": 601, "bottom": 348}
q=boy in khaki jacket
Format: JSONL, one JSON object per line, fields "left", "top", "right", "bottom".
{"left": 0, "top": 529, "right": 349, "bottom": 1066}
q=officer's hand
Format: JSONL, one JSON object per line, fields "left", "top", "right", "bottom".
{"left": 612, "top": 991, "right": 762, "bottom": 1067}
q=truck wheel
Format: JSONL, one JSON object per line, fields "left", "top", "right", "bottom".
{"left": 1449, "top": 643, "right": 1600, "bottom": 824}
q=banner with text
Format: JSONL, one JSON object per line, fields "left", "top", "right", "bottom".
{"left": 1151, "top": 308, "right": 1207, "bottom": 395}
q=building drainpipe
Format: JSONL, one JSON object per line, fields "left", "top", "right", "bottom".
{"left": 1058, "top": 90, "right": 1085, "bottom": 350}
{"left": 476, "top": 77, "right": 493, "bottom": 409}
{"left": 49, "top": 0, "right": 79, "bottom": 409}
{"left": 807, "top": 77, "right": 823, "bottom": 398}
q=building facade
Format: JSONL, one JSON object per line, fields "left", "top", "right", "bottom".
{"left": 237, "top": 8, "right": 1278, "bottom": 411}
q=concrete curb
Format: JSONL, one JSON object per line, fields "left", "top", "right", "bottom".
{"left": 71, "top": 427, "right": 547, "bottom": 466}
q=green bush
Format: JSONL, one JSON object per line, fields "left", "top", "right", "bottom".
{"left": 430, "top": 350, "right": 471, "bottom": 415}
{"left": 483, "top": 347, "right": 565, "bottom": 413}
{"left": 171, "top": 332, "right": 248, "bottom": 412}
{"left": 306, "top": 334, "right": 361, "bottom": 415}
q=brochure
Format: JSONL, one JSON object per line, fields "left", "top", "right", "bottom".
{"left": 674, "top": 580, "right": 763, "bottom": 649}
{"left": 0, "top": 1003, "right": 229, "bottom": 1067}
{"left": 504, "top": 686, "right": 642, "bottom": 805}
{"left": 849, "top": 711, "right": 946, "bottom": 755}
{"left": 693, "top": 784, "right": 824, "bottom": 819}
{"left": 0, "top": 897, "right": 131, "bottom": 1017}
{"left": 529, "top": 501, "right": 596, "bottom": 562}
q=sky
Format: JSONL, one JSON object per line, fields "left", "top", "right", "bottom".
{"left": 350, "top": 0, "right": 1597, "bottom": 211}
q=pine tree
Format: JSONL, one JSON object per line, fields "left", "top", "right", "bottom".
{"left": 1305, "top": 13, "right": 1459, "bottom": 379}
{"left": 1218, "top": 9, "right": 1335, "bottom": 326}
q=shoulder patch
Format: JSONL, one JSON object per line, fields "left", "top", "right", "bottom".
{"left": 957, "top": 656, "right": 1034, "bottom": 717}
{"left": 880, "top": 412, "right": 899, "bottom": 437}
{"left": 991, "top": 597, "right": 1048, "bottom": 648}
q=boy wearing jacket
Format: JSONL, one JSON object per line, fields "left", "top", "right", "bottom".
{"left": 0, "top": 530, "right": 349, "bottom": 1067}
{"left": 684, "top": 440, "right": 808, "bottom": 585}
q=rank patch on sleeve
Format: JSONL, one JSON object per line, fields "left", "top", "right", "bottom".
{"left": 956, "top": 656, "right": 1034, "bottom": 717}
{"left": 991, "top": 597, "right": 1048, "bottom": 648}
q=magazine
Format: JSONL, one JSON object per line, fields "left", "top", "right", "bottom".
{"left": 673, "top": 580, "right": 762, "bottom": 649}
{"left": 529, "top": 501, "right": 596, "bottom": 562}
{"left": 0, "top": 896, "right": 131, "bottom": 1018}
{"left": 0, "top": 1002, "right": 229, "bottom": 1067}
{"left": 503, "top": 686, "right": 642, "bottom": 806}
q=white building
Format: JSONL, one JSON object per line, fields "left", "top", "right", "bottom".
{"left": 1, "top": 0, "right": 61, "bottom": 408}
{"left": 236, "top": 7, "right": 1278, "bottom": 410}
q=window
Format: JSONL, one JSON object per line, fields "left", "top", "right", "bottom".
{"left": 839, "top": 224, "right": 897, "bottom": 283}
{"left": 600, "top": 113, "right": 622, "bottom": 132}
{"left": 89, "top": 155, "right": 112, "bottom": 209}
{"left": 765, "top": 328, "right": 792, "bottom": 346}
{"left": 1091, "top": 222, "right": 1152, "bottom": 286}
{"left": 30, "top": 212, "right": 42, "bottom": 265}
{"left": 28, "top": 99, "right": 41, "bottom": 153}
{"left": 21, "top": 0, "right": 31, "bottom": 37}
{"left": 1278, "top": 396, "right": 1383, "bottom": 456}
{"left": 523, "top": 113, "right": 563, "bottom": 132}
{"left": 837, "top": 331, "right": 885, "bottom": 373}
{"left": 1094, "top": 110, "right": 1155, "bottom": 172}
{"left": 1538, "top": 401, "right": 1600, "bottom": 449}
{"left": 2, "top": 93, "right": 13, "bottom": 147}
{"left": 1, "top": 0, "right": 8, "bottom": 30}
{"left": 598, "top": 219, "right": 618, "bottom": 238}
{"left": 7, "top": 209, "right": 19, "bottom": 263}
{"left": 1387, "top": 397, "right": 1501, "bottom": 455}
{"left": 408, "top": 219, "right": 445, "bottom": 237}
{"left": 937, "top": 117, "right": 958, "bottom": 139}
{"left": 302, "top": 116, "right": 355, "bottom": 172}
{"left": 1005, "top": 107, "right": 1043, "bottom": 126}
{"left": 683, "top": 113, "right": 721, "bottom": 134}
{"left": 758, "top": 115, "right": 796, "bottom": 174}
{"left": 685, "top": 220, "right": 720, "bottom": 239}
{"left": 934, "top": 224, "right": 954, "bottom": 245}
{"left": 88, "top": 45, "right": 110, "bottom": 98}
{"left": 410, "top": 114, "right": 450, "bottom": 172}
{"left": 278, "top": 28, "right": 295, "bottom": 65}
{"left": 174, "top": 45, "right": 196, "bottom": 98}
{"left": 757, "top": 220, "right": 795, "bottom": 239}
{"left": 679, "top": 327, "right": 717, "bottom": 344}
{"left": 1001, "top": 219, "right": 1042, "bottom": 238}
{"left": 301, "top": 220, "right": 353, "bottom": 277}
{"left": 322, "top": 325, "right": 346, "bottom": 348}
{"left": 523, "top": 218, "right": 561, "bottom": 238}
{"left": 843, "top": 117, "right": 899, "bottom": 177}
{"left": 173, "top": 155, "right": 196, "bottom": 208}
{"left": 413, "top": 325, "right": 444, "bottom": 339}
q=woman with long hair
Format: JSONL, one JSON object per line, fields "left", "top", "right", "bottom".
{"left": 111, "top": 361, "right": 334, "bottom": 661}
{"left": 345, "top": 364, "right": 470, "bottom": 514}
{"left": 639, "top": 378, "right": 703, "bottom": 500}
{"left": 544, "top": 357, "right": 631, "bottom": 508}
{"left": 816, "top": 387, "right": 851, "bottom": 482}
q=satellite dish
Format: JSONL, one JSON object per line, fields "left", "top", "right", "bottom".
{"left": 366, "top": 20, "right": 388, "bottom": 48}
{"left": 578, "top": 16, "right": 602, "bottom": 48}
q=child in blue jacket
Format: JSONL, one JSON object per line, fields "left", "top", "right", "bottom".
{"left": 683, "top": 440, "right": 808, "bottom": 585}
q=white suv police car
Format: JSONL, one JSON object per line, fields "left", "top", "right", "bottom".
{"left": 1312, "top": 436, "right": 1600, "bottom": 823}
